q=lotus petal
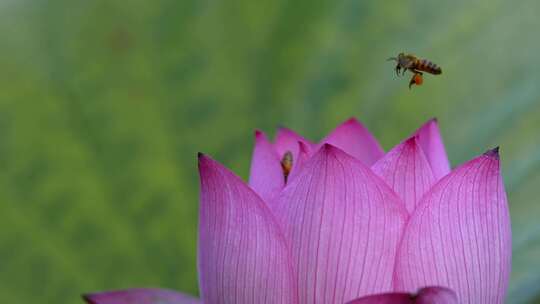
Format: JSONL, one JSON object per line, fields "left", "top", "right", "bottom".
{"left": 394, "top": 148, "right": 511, "bottom": 304}
{"left": 346, "top": 286, "right": 457, "bottom": 304}
{"left": 318, "top": 118, "right": 384, "bottom": 166}
{"left": 372, "top": 137, "right": 436, "bottom": 214}
{"left": 275, "top": 127, "right": 313, "bottom": 159}
{"left": 82, "top": 288, "right": 200, "bottom": 304}
{"left": 286, "top": 141, "right": 311, "bottom": 184}
{"left": 414, "top": 119, "right": 451, "bottom": 180}
{"left": 273, "top": 144, "right": 408, "bottom": 304}
{"left": 249, "top": 130, "right": 285, "bottom": 202}
{"left": 198, "top": 154, "right": 297, "bottom": 304}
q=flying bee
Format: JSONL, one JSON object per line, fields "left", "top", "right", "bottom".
{"left": 280, "top": 151, "right": 293, "bottom": 183}
{"left": 387, "top": 53, "right": 442, "bottom": 76}
{"left": 387, "top": 53, "right": 442, "bottom": 88}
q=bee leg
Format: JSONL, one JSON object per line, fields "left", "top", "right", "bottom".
{"left": 408, "top": 73, "right": 419, "bottom": 89}
{"left": 395, "top": 66, "right": 401, "bottom": 76}
{"left": 409, "top": 76, "right": 415, "bottom": 89}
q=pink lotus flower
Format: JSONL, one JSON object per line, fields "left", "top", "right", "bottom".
{"left": 83, "top": 118, "right": 511, "bottom": 304}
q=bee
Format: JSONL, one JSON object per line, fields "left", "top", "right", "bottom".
{"left": 280, "top": 151, "right": 293, "bottom": 183}
{"left": 387, "top": 53, "right": 442, "bottom": 88}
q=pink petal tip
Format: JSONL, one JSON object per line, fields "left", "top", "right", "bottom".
{"left": 483, "top": 146, "right": 500, "bottom": 159}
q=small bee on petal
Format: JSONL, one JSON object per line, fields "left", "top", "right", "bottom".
{"left": 281, "top": 151, "right": 293, "bottom": 183}
{"left": 388, "top": 53, "right": 442, "bottom": 88}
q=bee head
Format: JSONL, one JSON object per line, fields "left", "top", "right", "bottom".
{"left": 387, "top": 53, "right": 404, "bottom": 61}
{"left": 397, "top": 53, "right": 413, "bottom": 68}
{"left": 397, "top": 53, "right": 407, "bottom": 63}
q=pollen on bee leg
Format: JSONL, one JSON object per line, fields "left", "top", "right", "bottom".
{"left": 280, "top": 151, "right": 293, "bottom": 183}
{"left": 414, "top": 73, "right": 423, "bottom": 85}
{"left": 409, "top": 73, "right": 423, "bottom": 89}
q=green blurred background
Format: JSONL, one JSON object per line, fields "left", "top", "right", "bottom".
{"left": 1, "top": 0, "right": 539, "bottom": 303}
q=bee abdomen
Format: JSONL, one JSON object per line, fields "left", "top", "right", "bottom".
{"left": 415, "top": 59, "right": 442, "bottom": 75}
